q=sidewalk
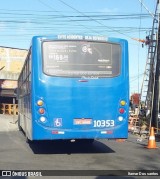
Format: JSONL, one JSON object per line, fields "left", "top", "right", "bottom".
{"left": 0, "top": 114, "right": 18, "bottom": 132}
{"left": 128, "top": 131, "right": 160, "bottom": 148}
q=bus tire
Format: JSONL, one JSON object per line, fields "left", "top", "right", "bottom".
{"left": 18, "top": 114, "right": 22, "bottom": 131}
{"left": 26, "top": 136, "right": 29, "bottom": 143}
{"left": 26, "top": 136, "right": 33, "bottom": 144}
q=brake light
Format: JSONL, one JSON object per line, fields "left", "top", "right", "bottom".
{"left": 119, "top": 108, "right": 125, "bottom": 114}
{"left": 39, "top": 108, "right": 45, "bottom": 114}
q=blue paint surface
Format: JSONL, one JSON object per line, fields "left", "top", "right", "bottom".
{"left": 18, "top": 35, "right": 129, "bottom": 140}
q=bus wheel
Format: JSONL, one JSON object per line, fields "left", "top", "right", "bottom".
{"left": 26, "top": 136, "right": 29, "bottom": 143}
{"left": 26, "top": 136, "right": 34, "bottom": 144}
{"left": 18, "top": 114, "right": 22, "bottom": 131}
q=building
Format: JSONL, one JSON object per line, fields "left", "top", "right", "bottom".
{"left": 0, "top": 46, "right": 28, "bottom": 115}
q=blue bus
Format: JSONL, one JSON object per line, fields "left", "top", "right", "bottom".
{"left": 17, "top": 34, "right": 129, "bottom": 142}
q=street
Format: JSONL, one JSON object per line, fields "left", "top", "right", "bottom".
{"left": 0, "top": 114, "right": 160, "bottom": 179}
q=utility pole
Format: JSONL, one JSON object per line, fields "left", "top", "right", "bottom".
{"left": 152, "top": 0, "right": 160, "bottom": 131}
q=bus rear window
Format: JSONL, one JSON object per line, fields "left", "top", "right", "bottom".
{"left": 42, "top": 41, "right": 121, "bottom": 78}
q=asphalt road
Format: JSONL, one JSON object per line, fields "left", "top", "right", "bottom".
{"left": 0, "top": 114, "right": 160, "bottom": 179}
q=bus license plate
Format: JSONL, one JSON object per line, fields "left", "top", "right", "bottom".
{"left": 74, "top": 118, "right": 92, "bottom": 125}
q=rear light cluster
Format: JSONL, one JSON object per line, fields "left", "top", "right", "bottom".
{"left": 37, "top": 100, "right": 46, "bottom": 123}
{"left": 118, "top": 100, "right": 127, "bottom": 122}
{"left": 119, "top": 100, "right": 126, "bottom": 114}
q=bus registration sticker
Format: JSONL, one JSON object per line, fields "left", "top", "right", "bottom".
{"left": 74, "top": 118, "right": 92, "bottom": 125}
{"left": 54, "top": 118, "right": 62, "bottom": 127}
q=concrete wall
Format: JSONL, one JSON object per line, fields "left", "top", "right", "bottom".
{"left": 0, "top": 47, "right": 28, "bottom": 80}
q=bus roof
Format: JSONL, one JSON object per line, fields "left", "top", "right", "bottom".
{"left": 32, "top": 34, "right": 128, "bottom": 44}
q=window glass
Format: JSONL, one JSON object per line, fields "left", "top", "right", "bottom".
{"left": 43, "top": 41, "right": 121, "bottom": 78}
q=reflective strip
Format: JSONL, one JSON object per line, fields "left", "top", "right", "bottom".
{"left": 101, "top": 131, "right": 113, "bottom": 134}
{"left": 52, "top": 131, "right": 65, "bottom": 134}
{"left": 149, "top": 136, "right": 155, "bottom": 140}
{"left": 101, "top": 131, "right": 107, "bottom": 134}
{"left": 58, "top": 131, "right": 64, "bottom": 134}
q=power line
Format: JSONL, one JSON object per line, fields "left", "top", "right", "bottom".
{"left": 138, "top": 0, "right": 155, "bottom": 20}
{"left": 38, "top": 0, "right": 103, "bottom": 35}
{"left": 0, "top": 7, "right": 157, "bottom": 16}
{"left": 58, "top": 0, "right": 133, "bottom": 39}
{"left": 0, "top": 10, "right": 152, "bottom": 18}
{"left": 0, "top": 0, "right": 156, "bottom": 45}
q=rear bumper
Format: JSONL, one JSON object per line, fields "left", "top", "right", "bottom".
{"left": 30, "top": 122, "right": 128, "bottom": 140}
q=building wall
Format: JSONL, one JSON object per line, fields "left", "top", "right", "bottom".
{"left": 0, "top": 47, "right": 28, "bottom": 80}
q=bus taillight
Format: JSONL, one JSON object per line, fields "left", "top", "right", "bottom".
{"left": 118, "top": 116, "right": 124, "bottom": 121}
{"left": 120, "top": 100, "right": 126, "bottom": 106}
{"left": 119, "top": 108, "right": 125, "bottom": 114}
{"left": 40, "top": 116, "right": 46, "bottom": 123}
{"left": 39, "top": 108, "right": 45, "bottom": 114}
{"left": 37, "top": 100, "right": 43, "bottom": 106}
